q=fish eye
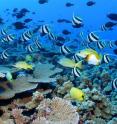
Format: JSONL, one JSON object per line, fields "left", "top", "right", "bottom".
{"left": 82, "top": 95, "right": 85, "bottom": 99}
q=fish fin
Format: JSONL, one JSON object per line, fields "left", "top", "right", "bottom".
{"left": 75, "top": 60, "right": 83, "bottom": 69}
{"left": 85, "top": 54, "right": 90, "bottom": 62}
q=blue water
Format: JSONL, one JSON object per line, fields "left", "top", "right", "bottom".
{"left": 0, "top": 1, "right": 117, "bottom": 123}
{"left": 0, "top": 0, "right": 117, "bottom": 39}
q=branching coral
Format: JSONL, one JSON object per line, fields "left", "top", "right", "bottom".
{"left": 93, "top": 118, "right": 107, "bottom": 124}
{"left": 75, "top": 88, "right": 113, "bottom": 122}
{"left": 25, "top": 91, "right": 44, "bottom": 109}
{"left": 0, "top": 118, "right": 14, "bottom": 124}
{"left": 36, "top": 97, "right": 79, "bottom": 124}
{"left": 12, "top": 108, "right": 30, "bottom": 124}
{"left": 56, "top": 80, "right": 73, "bottom": 95}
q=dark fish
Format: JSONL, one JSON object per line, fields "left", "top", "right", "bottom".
{"left": 13, "top": 8, "right": 18, "bottom": 12}
{"left": 107, "top": 13, "right": 117, "bottom": 21}
{"left": 32, "top": 12, "right": 36, "bottom": 15}
{"left": 5, "top": 8, "right": 9, "bottom": 11}
{"left": 0, "top": 17, "right": 4, "bottom": 24}
{"left": 114, "top": 40, "right": 117, "bottom": 46}
{"left": 24, "top": 18, "right": 32, "bottom": 23}
{"left": 56, "top": 36, "right": 65, "bottom": 41}
{"left": 87, "top": 32, "right": 99, "bottom": 42}
{"left": 12, "top": 8, "right": 30, "bottom": 19}
{"left": 72, "top": 14, "right": 83, "bottom": 28}
{"left": 55, "top": 36, "right": 65, "bottom": 46}
{"left": 38, "top": 20, "right": 45, "bottom": 22}
{"left": 13, "top": 22, "right": 27, "bottom": 29}
{"left": 65, "top": 2, "right": 74, "bottom": 7}
{"left": 105, "top": 21, "right": 117, "bottom": 28}
{"left": 111, "top": 78, "right": 117, "bottom": 90}
{"left": 33, "top": 25, "right": 41, "bottom": 33}
{"left": 113, "top": 49, "right": 117, "bottom": 55}
{"left": 62, "top": 29, "right": 71, "bottom": 35}
{"left": 57, "top": 19, "right": 71, "bottom": 23}
{"left": 86, "top": 1, "right": 95, "bottom": 6}
{"left": 38, "top": 0, "right": 48, "bottom": 4}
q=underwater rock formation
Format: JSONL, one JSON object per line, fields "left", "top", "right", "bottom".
{"left": 0, "top": 62, "right": 62, "bottom": 99}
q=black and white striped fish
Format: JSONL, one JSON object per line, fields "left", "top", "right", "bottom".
{"left": 96, "top": 41, "right": 106, "bottom": 50}
{"left": 87, "top": 32, "right": 99, "bottom": 42}
{"left": 102, "top": 54, "right": 111, "bottom": 63}
{"left": 111, "top": 78, "right": 117, "bottom": 90}
{"left": 72, "top": 54, "right": 81, "bottom": 62}
{"left": 72, "top": 67, "right": 81, "bottom": 77}
{"left": 21, "top": 30, "right": 33, "bottom": 42}
{"left": 108, "top": 41, "right": 115, "bottom": 48}
{"left": 1, "top": 50, "right": 9, "bottom": 60}
{"left": 1, "top": 34, "right": 15, "bottom": 43}
{"left": 79, "top": 32, "right": 87, "bottom": 46}
{"left": 60, "top": 45, "right": 71, "bottom": 55}
{"left": 34, "top": 38, "right": 42, "bottom": 50}
{"left": 26, "top": 44, "right": 34, "bottom": 53}
{"left": 48, "top": 32, "right": 57, "bottom": 41}
{"left": 72, "top": 14, "right": 83, "bottom": 28}
{"left": 100, "top": 25, "right": 109, "bottom": 31}
{"left": 39, "top": 25, "right": 50, "bottom": 36}
{"left": 0, "top": 29, "right": 8, "bottom": 36}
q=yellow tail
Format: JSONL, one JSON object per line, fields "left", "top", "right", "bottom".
{"left": 58, "top": 57, "right": 83, "bottom": 69}
{"left": 75, "top": 61, "right": 83, "bottom": 69}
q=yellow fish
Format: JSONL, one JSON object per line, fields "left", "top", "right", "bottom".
{"left": 85, "top": 53, "right": 102, "bottom": 65}
{"left": 58, "top": 57, "right": 83, "bottom": 69}
{"left": 76, "top": 49, "right": 98, "bottom": 58}
{"left": 13, "top": 61, "right": 33, "bottom": 70}
{"left": 76, "top": 49, "right": 102, "bottom": 65}
{"left": 70, "top": 87, "right": 85, "bottom": 101}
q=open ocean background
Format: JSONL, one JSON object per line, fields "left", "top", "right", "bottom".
{"left": 0, "top": 1, "right": 117, "bottom": 124}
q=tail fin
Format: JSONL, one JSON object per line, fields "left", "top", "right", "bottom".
{"left": 75, "top": 61, "right": 83, "bottom": 69}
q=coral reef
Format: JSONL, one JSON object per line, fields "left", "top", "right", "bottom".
{"left": 0, "top": 62, "right": 62, "bottom": 99}
{"left": 0, "top": 93, "right": 79, "bottom": 124}
{"left": 0, "top": 76, "right": 38, "bottom": 99}
{"left": 0, "top": 54, "right": 117, "bottom": 124}
{"left": 36, "top": 97, "right": 79, "bottom": 124}
{"left": 28, "top": 62, "right": 63, "bottom": 83}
